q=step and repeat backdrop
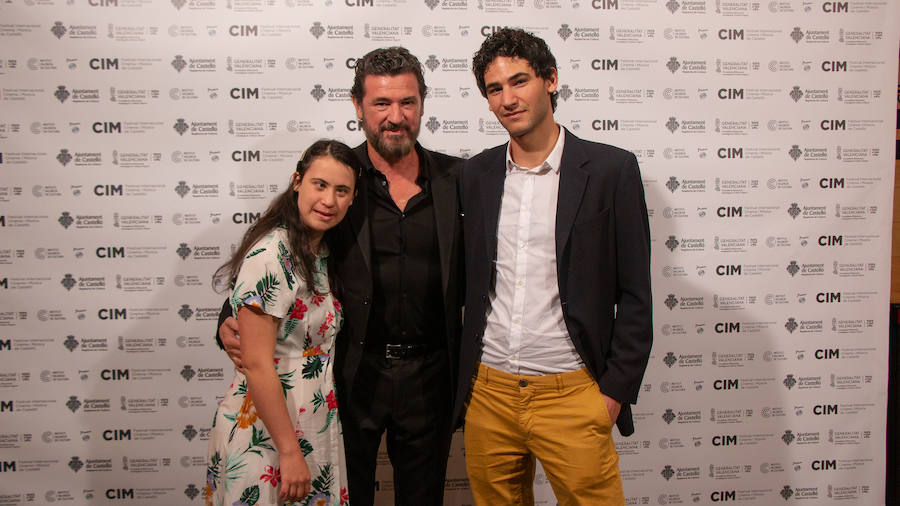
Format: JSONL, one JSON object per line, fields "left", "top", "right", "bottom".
{"left": 1, "top": 0, "right": 897, "bottom": 504}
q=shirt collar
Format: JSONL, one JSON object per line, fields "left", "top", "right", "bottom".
{"left": 505, "top": 125, "right": 565, "bottom": 175}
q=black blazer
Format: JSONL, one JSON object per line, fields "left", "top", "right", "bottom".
{"left": 217, "top": 142, "right": 464, "bottom": 406}
{"left": 452, "top": 128, "right": 652, "bottom": 436}
{"left": 331, "top": 143, "right": 464, "bottom": 404}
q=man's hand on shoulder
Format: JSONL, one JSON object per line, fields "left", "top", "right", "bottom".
{"left": 219, "top": 316, "right": 242, "bottom": 372}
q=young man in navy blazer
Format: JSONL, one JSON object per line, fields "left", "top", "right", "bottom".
{"left": 452, "top": 28, "right": 652, "bottom": 505}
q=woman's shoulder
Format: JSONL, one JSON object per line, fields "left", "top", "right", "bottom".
{"left": 245, "top": 227, "right": 290, "bottom": 258}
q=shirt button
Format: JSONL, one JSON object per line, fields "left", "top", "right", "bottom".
{"left": 518, "top": 379, "right": 528, "bottom": 387}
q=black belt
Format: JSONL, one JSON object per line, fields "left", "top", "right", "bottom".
{"left": 369, "top": 343, "right": 431, "bottom": 359}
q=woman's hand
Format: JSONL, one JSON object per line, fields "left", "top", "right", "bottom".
{"left": 278, "top": 449, "right": 311, "bottom": 503}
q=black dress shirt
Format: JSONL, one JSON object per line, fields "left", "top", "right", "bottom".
{"left": 360, "top": 148, "right": 445, "bottom": 347}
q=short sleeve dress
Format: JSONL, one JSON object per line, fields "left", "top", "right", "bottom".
{"left": 205, "top": 228, "right": 348, "bottom": 506}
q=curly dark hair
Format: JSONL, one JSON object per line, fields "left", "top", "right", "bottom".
{"left": 350, "top": 47, "right": 427, "bottom": 102}
{"left": 472, "top": 28, "right": 559, "bottom": 112}
{"left": 213, "top": 139, "right": 361, "bottom": 296}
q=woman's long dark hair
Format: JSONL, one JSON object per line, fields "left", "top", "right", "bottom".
{"left": 213, "top": 139, "right": 361, "bottom": 295}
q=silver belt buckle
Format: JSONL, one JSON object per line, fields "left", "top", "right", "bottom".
{"left": 385, "top": 344, "right": 404, "bottom": 359}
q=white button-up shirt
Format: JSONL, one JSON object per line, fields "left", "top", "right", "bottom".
{"left": 481, "top": 127, "right": 583, "bottom": 376}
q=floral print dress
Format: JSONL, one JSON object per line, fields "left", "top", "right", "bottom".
{"left": 206, "top": 228, "right": 348, "bottom": 506}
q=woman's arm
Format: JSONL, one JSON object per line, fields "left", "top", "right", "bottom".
{"left": 238, "top": 305, "right": 310, "bottom": 502}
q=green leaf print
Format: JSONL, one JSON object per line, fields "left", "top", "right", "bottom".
{"left": 311, "top": 388, "right": 325, "bottom": 413}
{"left": 278, "top": 242, "right": 296, "bottom": 290}
{"left": 246, "top": 425, "right": 274, "bottom": 457}
{"left": 298, "top": 437, "right": 314, "bottom": 457}
{"left": 278, "top": 369, "right": 295, "bottom": 397}
{"left": 302, "top": 355, "right": 324, "bottom": 380}
{"left": 310, "top": 463, "right": 334, "bottom": 495}
{"left": 222, "top": 448, "right": 249, "bottom": 492}
{"left": 207, "top": 451, "right": 221, "bottom": 483}
{"left": 230, "top": 281, "right": 245, "bottom": 312}
{"left": 255, "top": 271, "right": 281, "bottom": 310}
{"left": 318, "top": 409, "right": 335, "bottom": 434}
{"left": 282, "top": 317, "right": 299, "bottom": 342}
{"left": 246, "top": 248, "right": 266, "bottom": 259}
{"left": 239, "top": 484, "right": 260, "bottom": 505}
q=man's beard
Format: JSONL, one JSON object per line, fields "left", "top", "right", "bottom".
{"left": 363, "top": 120, "right": 418, "bottom": 162}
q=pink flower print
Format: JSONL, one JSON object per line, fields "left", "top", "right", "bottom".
{"left": 333, "top": 298, "right": 342, "bottom": 313}
{"left": 289, "top": 299, "right": 308, "bottom": 320}
{"left": 340, "top": 487, "right": 349, "bottom": 505}
{"left": 260, "top": 465, "right": 281, "bottom": 486}
{"left": 317, "top": 313, "right": 335, "bottom": 336}
{"left": 326, "top": 390, "right": 338, "bottom": 410}
{"left": 310, "top": 294, "right": 325, "bottom": 306}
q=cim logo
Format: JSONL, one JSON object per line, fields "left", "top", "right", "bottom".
{"left": 715, "top": 322, "right": 740, "bottom": 333}
{"left": 592, "top": 120, "right": 619, "bottom": 131}
{"left": 712, "top": 435, "right": 737, "bottom": 446}
{"left": 822, "top": 61, "right": 847, "bottom": 72}
{"left": 230, "top": 88, "right": 259, "bottom": 99}
{"left": 592, "top": 0, "right": 618, "bottom": 8}
{"left": 717, "top": 88, "right": 744, "bottom": 99}
{"left": 717, "top": 148, "right": 743, "bottom": 159}
{"left": 232, "top": 212, "right": 260, "bottom": 224}
{"left": 811, "top": 459, "right": 837, "bottom": 470}
{"left": 232, "top": 150, "right": 260, "bottom": 162}
{"left": 814, "top": 404, "right": 838, "bottom": 415}
{"left": 0, "top": 216, "right": 5, "bottom": 227}
{"left": 96, "top": 246, "right": 125, "bottom": 258}
{"left": 716, "top": 265, "right": 741, "bottom": 276}
{"left": 92, "top": 122, "right": 122, "bottom": 134}
{"left": 714, "top": 379, "right": 739, "bottom": 390}
{"left": 820, "top": 120, "right": 846, "bottom": 131}
{"left": 0, "top": 278, "right": 7, "bottom": 289}
{"left": 102, "top": 429, "right": 132, "bottom": 440}
{"left": 106, "top": 489, "right": 135, "bottom": 499}
{"left": 0, "top": 400, "right": 13, "bottom": 411}
{"left": 718, "top": 29, "right": 744, "bottom": 40}
{"left": 346, "top": 0, "right": 374, "bottom": 5}
{"left": 89, "top": 58, "right": 119, "bottom": 69}
{"left": 100, "top": 368, "right": 130, "bottom": 380}
{"left": 481, "top": 26, "right": 513, "bottom": 36}
{"left": 815, "top": 348, "right": 840, "bottom": 359}
{"left": 229, "top": 25, "right": 258, "bottom": 36}
{"left": 822, "top": 1, "right": 848, "bottom": 12}
{"left": 591, "top": 59, "right": 618, "bottom": 70}
{"left": 346, "top": 120, "right": 363, "bottom": 131}
{"left": 88, "top": 0, "right": 118, "bottom": 5}
{"left": 815, "top": 292, "right": 841, "bottom": 303}
{"left": 345, "top": 58, "right": 358, "bottom": 69}
{"left": 717, "top": 206, "right": 742, "bottom": 217}
{"left": 98, "top": 308, "right": 127, "bottom": 320}
{"left": 819, "top": 178, "right": 844, "bottom": 188}
{"left": 0, "top": 461, "right": 15, "bottom": 472}
{"left": 0, "top": 339, "right": 10, "bottom": 350}
{"left": 711, "top": 491, "right": 736, "bottom": 502}
{"left": 818, "top": 235, "right": 843, "bottom": 246}
{"left": 94, "top": 184, "right": 123, "bottom": 196}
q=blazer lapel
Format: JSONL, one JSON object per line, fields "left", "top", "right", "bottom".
{"left": 480, "top": 146, "right": 509, "bottom": 262}
{"left": 348, "top": 162, "right": 372, "bottom": 275}
{"left": 555, "top": 129, "right": 589, "bottom": 264}
{"left": 430, "top": 159, "right": 456, "bottom": 297}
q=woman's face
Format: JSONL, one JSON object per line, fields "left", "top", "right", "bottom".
{"left": 293, "top": 155, "right": 356, "bottom": 240}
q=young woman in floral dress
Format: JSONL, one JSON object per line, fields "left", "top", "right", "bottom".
{"left": 206, "top": 140, "right": 360, "bottom": 506}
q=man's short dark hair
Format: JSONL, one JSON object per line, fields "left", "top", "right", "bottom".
{"left": 350, "top": 47, "right": 427, "bottom": 102}
{"left": 472, "top": 28, "right": 559, "bottom": 112}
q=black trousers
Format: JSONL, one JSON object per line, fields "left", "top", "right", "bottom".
{"left": 340, "top": 347, "right": 453, "bottom": 506}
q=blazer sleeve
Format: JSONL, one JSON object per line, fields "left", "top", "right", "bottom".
{"left": 596, "top": 152, "right": 653, "bottom": 405}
